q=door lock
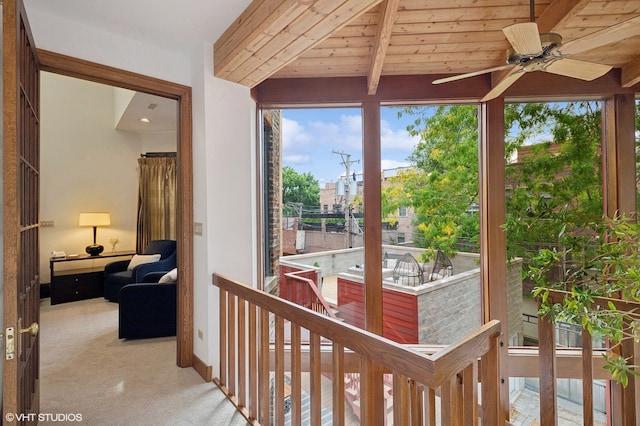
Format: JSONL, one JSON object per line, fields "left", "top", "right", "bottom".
{"left": 4, "top": 322, "right": 39, "bottom": 360}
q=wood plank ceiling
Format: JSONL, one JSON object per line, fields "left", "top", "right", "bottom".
{"left": 214, "top": 0, "right": 640, "bottom": 97}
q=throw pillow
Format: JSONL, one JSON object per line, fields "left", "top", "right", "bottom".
{"left": 158, "top": 268, "right": 178, "bottom": 284}
{"left": 127, "top": 254, "right": 161, "bottom": 271}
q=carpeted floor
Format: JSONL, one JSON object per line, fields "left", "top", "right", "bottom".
{"left": 39, "top": 297, "right": 249, "bottom": 426}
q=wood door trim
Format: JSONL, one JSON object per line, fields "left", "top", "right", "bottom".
{"left": 37, "top": 49, "right": 194, "bottom": 368}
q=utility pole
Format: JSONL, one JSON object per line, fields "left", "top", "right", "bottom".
{"left": 332, "top": 150, "right": 359, "bottom": 248}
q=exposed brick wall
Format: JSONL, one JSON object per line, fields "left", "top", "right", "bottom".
{"left": 264, "top": 110, "right": 282, "bottom": 277}
{"left": 282, "top": 227, "right": 297, "bottom": 255}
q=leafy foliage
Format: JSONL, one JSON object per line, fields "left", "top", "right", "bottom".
{"left": 383, "top": 102, "right": 606, "bottom": 261}
{"left": 382, "top": 100, "right": 640, "bottom": 385}
{"left": 504, "top": 102, "right": 604, "bottom": 261}
{"left": 282, "top": 166, "right": 320, "bottom": 215}
{"left": 383, "top": 105, "right": 480, "bottom": 259}
{"left": 530, "top": 215, "right": 640, "bottom": 386}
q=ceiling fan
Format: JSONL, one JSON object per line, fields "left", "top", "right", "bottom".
{"left": 432, "top": 3, "right": 640, "bottom": 101}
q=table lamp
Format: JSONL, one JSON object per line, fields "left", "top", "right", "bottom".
{"left": 79, "top": 212, "right": 111, "bottom": 256}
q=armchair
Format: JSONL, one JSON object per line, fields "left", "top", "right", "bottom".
{"left": 103, "top": 239, "right": 176, "bottom": 302}
{"left": 118, "top": 271, "right": 176, "bottom": 339}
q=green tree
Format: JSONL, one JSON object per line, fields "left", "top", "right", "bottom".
{"left": 383, "top": 102, "right": 606, "bottom": 261}
{"left": 282, "top": 166, "right": 320, "bottom": 214}
{"left": 504, "top": 102, "right": 604, "bottom": 261}
{"left": 383, "top": 105, "right": 480, "bottom": 259}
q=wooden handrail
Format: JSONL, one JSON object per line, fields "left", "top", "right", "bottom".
{"left": 214, "top": 273, "right": 500, "bottom": 388}
{"left": 213, "top": 273, "right": 502, "bottom": 424}
{"left": 282, "top": 270, "right": 337, "bottom": 319}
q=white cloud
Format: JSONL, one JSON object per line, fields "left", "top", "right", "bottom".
{"left": 381, "top": 119, "right": 419, "bottom": 152}
{"left": 282, "top": 154, "right": 310, "bottom": 164}
{"left": 381, "top": 159, "right": 411, "bottom": 171}
{"left": 282, "top": 117, "right": 312, "bottom": 149}
{"left": 306, "top": 114, "right": 363, "bottom": 151}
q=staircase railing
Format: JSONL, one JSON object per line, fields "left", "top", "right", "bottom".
{"left": 280, "top": 269, "right": 336, "bottom": 319}
{"left": 213, "top": 273, "right": 503, "bottom": 425}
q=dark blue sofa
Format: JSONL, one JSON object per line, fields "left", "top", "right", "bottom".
{"left": 103, "top": 240, "right": 176, "bottom": 302}
{"left": 118, "top": 271, "right": 176, "bottom": 339}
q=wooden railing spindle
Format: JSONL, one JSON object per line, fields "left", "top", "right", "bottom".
{"left": 480, "top": 332, "right": 499, "bottom": 425}
{"left": 393, "top": 373, "right": 409, "bottom": 426}
{"left": 228, "top": 293, "right": 236, "bottom": 397}
{"left": 332, "top": 343, "right": 345, "bottom": 426}
{"left": 274, "top": 316, "right": 285, "bottom": 425}
{"left": 259, "top": 308, "right": 270, "bottom": 426}
{"left": 219, "top": 288, "right": 228, "bottom": 386}
{"left": 538, "top": 303, "right": 558, "bottom": 426}
{"left": 310, "top": 331, "right": 322, "bottom": 426}
{"left": 462, "top": 361, "right": 478, "bottom": 426}
{"left": 238, "top": 299, "right": 246, "bottom": 409}
{"left": 581, "top": 326, "right": 594, "bottom": 426}
{"left": 248, "top": 303, "right": 258, "bottom": 421}
{"left": 409, "top": 380, "right": 423, "bottom": 426}
{"left": 291, "top": 323, "right": 302, "bottom": 426}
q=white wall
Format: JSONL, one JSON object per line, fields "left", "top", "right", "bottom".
{"left": 27, "top": 7, "right": 258, "bottom": 371}
{"left": 191, "top": 43, "right": 257, "bottom": 374}
{"left": 24, "top": 8, "right": 191, "bottom": 86}
{"left": 140, "top": 132, "right": 177, "bottom": 153}
{"left": 39, "top": 72, "right": 142, "bottom": 282}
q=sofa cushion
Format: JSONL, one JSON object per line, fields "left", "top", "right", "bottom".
{"left": 158, "top": 268, "right": 177, "bottom": 284}
{"left": 127, "top": 254, "right": 161, "bottom": 271}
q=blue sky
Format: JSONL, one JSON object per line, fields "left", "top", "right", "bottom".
{"left": 281, "top": 107, "right": 422, "bottom": 186}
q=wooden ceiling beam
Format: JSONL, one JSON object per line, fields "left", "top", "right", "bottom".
{"left": 621, "top": 54, "right": 640, "bottom": 88}
{"left": 535, "top": 0, "right": 591, "bottom": 33}
{"left": 560, "top": 15, "right": 640, "bottom": 56}
{"left": 367, "top": 0, "right": 399, "bottom": 95}
{"left": 214, "top": 0, "right": 384, "bottom": 87}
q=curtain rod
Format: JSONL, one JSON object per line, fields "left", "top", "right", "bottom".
{"left": 140, "top": 152, "right": 177, "bottom": 158}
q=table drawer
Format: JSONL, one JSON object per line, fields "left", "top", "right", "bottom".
{"left": 51, "top": 271, "right": 104, "bottom": 305}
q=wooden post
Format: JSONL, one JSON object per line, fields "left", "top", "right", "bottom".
{"left": 603, "top": 93, "right": 637, "bottom": 426}
{"left": 479, "top": 97, "right": 509, "bottom": 424}
{"left": 361, "top": 99, "right": 385, "bottom": 425}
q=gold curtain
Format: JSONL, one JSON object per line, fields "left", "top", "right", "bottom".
{"left": 136, "top": 156, "right": 177, "bottom": 252}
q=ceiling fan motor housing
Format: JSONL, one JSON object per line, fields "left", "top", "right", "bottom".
{"left": 506, "top": 32, "right": 563, "bottom": 68}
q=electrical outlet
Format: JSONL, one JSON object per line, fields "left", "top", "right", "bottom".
{"left": 198, "top": 329, "right": 203, "bottom": 340}
{"left": 40, "top": 220, "right": 54, "bottom": 228}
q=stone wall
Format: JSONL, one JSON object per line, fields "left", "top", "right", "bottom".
{"left": 413, "top": 270, "right": 481, "bottom": 345}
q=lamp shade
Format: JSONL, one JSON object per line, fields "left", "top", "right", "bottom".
{"left": 78, "top": 212, "right": 111, "bottom": 227}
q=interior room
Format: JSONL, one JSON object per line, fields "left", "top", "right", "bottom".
{"left": 39, "top": 71, "right": 177, "bottom": 282}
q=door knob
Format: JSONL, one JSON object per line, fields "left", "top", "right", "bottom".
{"left": 20, "top": 322, "right": 39, "bottom": 336}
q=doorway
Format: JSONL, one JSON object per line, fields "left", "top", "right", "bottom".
{"left": 38, "top": 50, "right": 193, "bottom": 367}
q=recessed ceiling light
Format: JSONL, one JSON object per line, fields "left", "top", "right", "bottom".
{"left": 139, "top": 117, "right": 151, "bottom": 123}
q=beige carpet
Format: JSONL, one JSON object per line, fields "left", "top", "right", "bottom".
{"left": 39, "top": 297, "right": 249, "bottom": 426}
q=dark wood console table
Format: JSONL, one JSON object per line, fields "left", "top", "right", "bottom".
{"left": 49, "top": 251, "right": 135, "bottom": 305}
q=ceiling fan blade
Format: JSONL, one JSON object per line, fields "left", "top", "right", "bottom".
{"left": 545, "top": 58, "right": 612, "bottom": 81}
{"left": 503, "top": 22, "right": 543, "bottom": 55}
{"left": 432, "top": 64, "right": 514, "bottom": 84}
{"left": 481, "top": 68, "right": 524, "bottom": 102}
{"left": 560, "top": 15, "right": 640, "bottom": 56}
